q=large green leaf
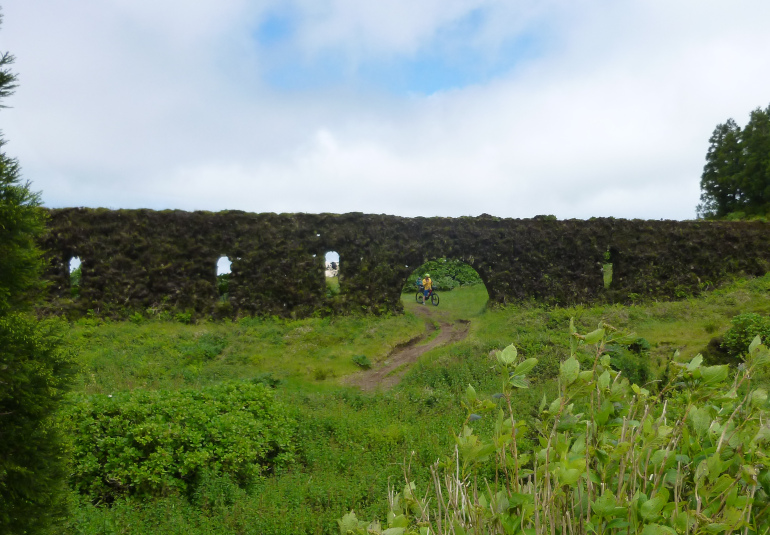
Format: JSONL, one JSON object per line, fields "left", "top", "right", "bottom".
{"left": 700, "top": 365, "right": 729, "bottom": 385}
{"left": 591, "top": 492, "right": 617, "bottom": 516}
{"left": 641, "top": 524, "right": 676, "bottom": 535}
{"left": 558, "top": 467, "right": 582, "bottom": 486}
{"left": 584, "top": 328, "right": 605, "bottom": 345}
{"left": 498, "top": 344, "right": 518, "bottom": 365}
{"left": 640, "top": 494, "right": 668, "bottom": 521}
{"left": 598, "top": 370, "right": 610, "bottom": 391}
{"left": 509, "top": 375, "right": 530, "bottom": 389}
{"left": 689, "top": 406, "right": 711, "bottom": 436}
{"left": 751, "top": 388, "right": 768, "bottom": 406}
{"left": 338, "top": 511, "right": 361, "bottom": 534}
{"left": 513, "top": 358, "right": 538, "bottom": 376}
{"left": 560, "top": 357, "right": 580, "bottom": 386}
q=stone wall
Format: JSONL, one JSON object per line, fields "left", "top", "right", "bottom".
{"left": 40, "top": 208, "right": 770, "bottom": 317}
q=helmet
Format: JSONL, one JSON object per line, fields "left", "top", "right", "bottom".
{"left": 424, "top": 273, "right": 430, "bottom": 278}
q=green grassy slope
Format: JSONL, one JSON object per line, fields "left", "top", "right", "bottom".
{"left": 61, "top": 276, "right": 770, "bottom": 534}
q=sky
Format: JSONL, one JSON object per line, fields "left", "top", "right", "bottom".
{"left": 2, "top": 1, "right": 770, "bottom": 221}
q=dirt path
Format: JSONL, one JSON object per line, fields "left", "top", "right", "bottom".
{"left": 344, "top": 306, "right": 470, "bottom": 391}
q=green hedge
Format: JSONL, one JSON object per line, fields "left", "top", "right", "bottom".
{"left": 63, "top": 382, "right": 296, "bottom": 501}
{"left": 40, "top": 209, "right": 770, "bottom": 318}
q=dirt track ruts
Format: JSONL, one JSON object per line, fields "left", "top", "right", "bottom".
{"left": 344, "top": 306, "right": 470, "bottom": 391}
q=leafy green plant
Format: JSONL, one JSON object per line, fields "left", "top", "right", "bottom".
{"left": 352, "top": 354, "right": 372, "bottom": 369}
{"left": 181, "top": 333, "right": 227, "bottom": 361}
{"left": 63, "top": 382, "right": 296, "bottom": 501}
{"left": 175, "top": 311, "right": 193, "bottom": 324}
{"left": 722, "top": 312, "right": 770, "bottom": 358}
{"left": 313, "top": 367, "right": 335, "bottom": 380}
{"left": 341, "top": 322, "right": 770, "bottom": 534}
{"left": 128, "top": 311, "right": 144, "bottom": 324}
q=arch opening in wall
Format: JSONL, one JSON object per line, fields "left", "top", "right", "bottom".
{"left": 401, "top": 257, "right": 489, "bottom": 309}
{"left": 324, "top": 251, "right": 340, "bottom": 297}
{"left": 69, "top": 256, "right": 82, "bottom": 298}
{"left": 216, "top": 256, "right": 232, "bottom": 301}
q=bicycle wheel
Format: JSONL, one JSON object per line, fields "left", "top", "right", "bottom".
{"left": 416, "top": 291, "right": 423, "bottom": 303}
{"left": 431, "top": 292, "right": 439, "bottom": 306}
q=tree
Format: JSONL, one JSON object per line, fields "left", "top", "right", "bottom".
{"left": 740, "top": 104, "right": 770, "bottom": 209}
{"left": 0, "top": 12, "right": 75, "bottom": 534}
{"left": 698, "top": 105, "right": 770, "bottom": 219}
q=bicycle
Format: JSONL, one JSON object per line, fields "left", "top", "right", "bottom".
{"left": 415, "top": 284, "right": 439, "bottom": 306}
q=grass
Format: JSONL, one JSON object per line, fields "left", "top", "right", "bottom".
{"left": 325, "top": 275, "right": 340, "bottom": 296}
{"left": 66, "top": 312, "right": 423, "bottom": 393}
{"left": 59, "top": 276, "right": 770, "bottom": 534}
{"left": 402, "top": 283, "right": 490, "bottom": 322}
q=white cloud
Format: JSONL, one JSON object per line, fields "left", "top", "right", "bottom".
{"left": 2, "top": 0, "right": 770, "bottom": 220}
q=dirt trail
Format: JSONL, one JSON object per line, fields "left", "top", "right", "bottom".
{"left": 344, "top": 306, "right": 470, "bottom": 391}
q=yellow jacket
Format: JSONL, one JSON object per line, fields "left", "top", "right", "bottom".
{"left": 422, "top": 277, "right": 432, "bottom": 290}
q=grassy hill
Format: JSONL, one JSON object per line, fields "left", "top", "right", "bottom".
{"left": 60, "top": 276, "right": 770, "bottom": 533}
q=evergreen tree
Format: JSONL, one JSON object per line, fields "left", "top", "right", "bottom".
{"left": 698, "top": 105, "right": 770, "bottom": 218}
{"left": 697, "top": 119, "right": 743, "bottom": 218}
{"left": 739, "top": 104, "right": 770, "bottom": 209}
{"left": 0, "top": 12, "right": 75, "bottom": 534}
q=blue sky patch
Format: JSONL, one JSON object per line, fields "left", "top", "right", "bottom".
{"left": 254, "top": 8, "right": 546, "bottom": 94}
{"left": 256, "top": 11, "right": 295, "bottom": 46}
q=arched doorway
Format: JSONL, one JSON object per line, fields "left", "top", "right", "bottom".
{"left": 69, "top": 256, "right": 82, "bottom": 298}
{"left": 402, "top": 258, "right": 489, "bottom": 313}
{"left": 324, "top": 251, "right": 340, "bottom": 297}
{"left": 216, "top": 256, "right": 232, "bottom": 301}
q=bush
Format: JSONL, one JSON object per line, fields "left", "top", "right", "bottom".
{"left": 352, "top": 354, "right": 372, "bottom": 369}
{"left": 63, "top": 382, "right": 296, "bottom": 501}
{"left": 181, "top": 333, "right": 227, "bottom": 361}
{"left": 604, "top": 337, "right": 651, "bottom": 386}
{"left": 722, "top": 312, "right": 770, "bottom": 357}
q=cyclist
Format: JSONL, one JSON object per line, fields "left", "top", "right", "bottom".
{"left": 421, "top": 273, "right": 432, "bottom": 305}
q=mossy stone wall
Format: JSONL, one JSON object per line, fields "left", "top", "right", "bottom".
{"left": 40, "top": 208, "right": 770, "bottom": 317}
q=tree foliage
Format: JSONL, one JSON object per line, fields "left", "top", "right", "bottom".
{"left": 698, "top": 104, "right": 770, "bottom": 218}
{"left": 0, "top": 13, "right": 75, "bottom": 534}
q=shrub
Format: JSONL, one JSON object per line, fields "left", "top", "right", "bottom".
{"left": 63, "top": 382, "right": 296, "bottom": 501}
{"left": 604, "top": 337, "right": 651, "bottom": 386}
{"left": 352, "top": 354, "right": 372, "bottom": 369}
{"left": 722, "top": 312, "right": 770, "bottom": 357}
{"left": 342, "top": 322, "right": 770, "bottom": 534}
{"left": 181, "top": 333, "right": 227, "bottom": 361}
{"left": 251, "top": 372, "right": 283, "bottom": 389}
